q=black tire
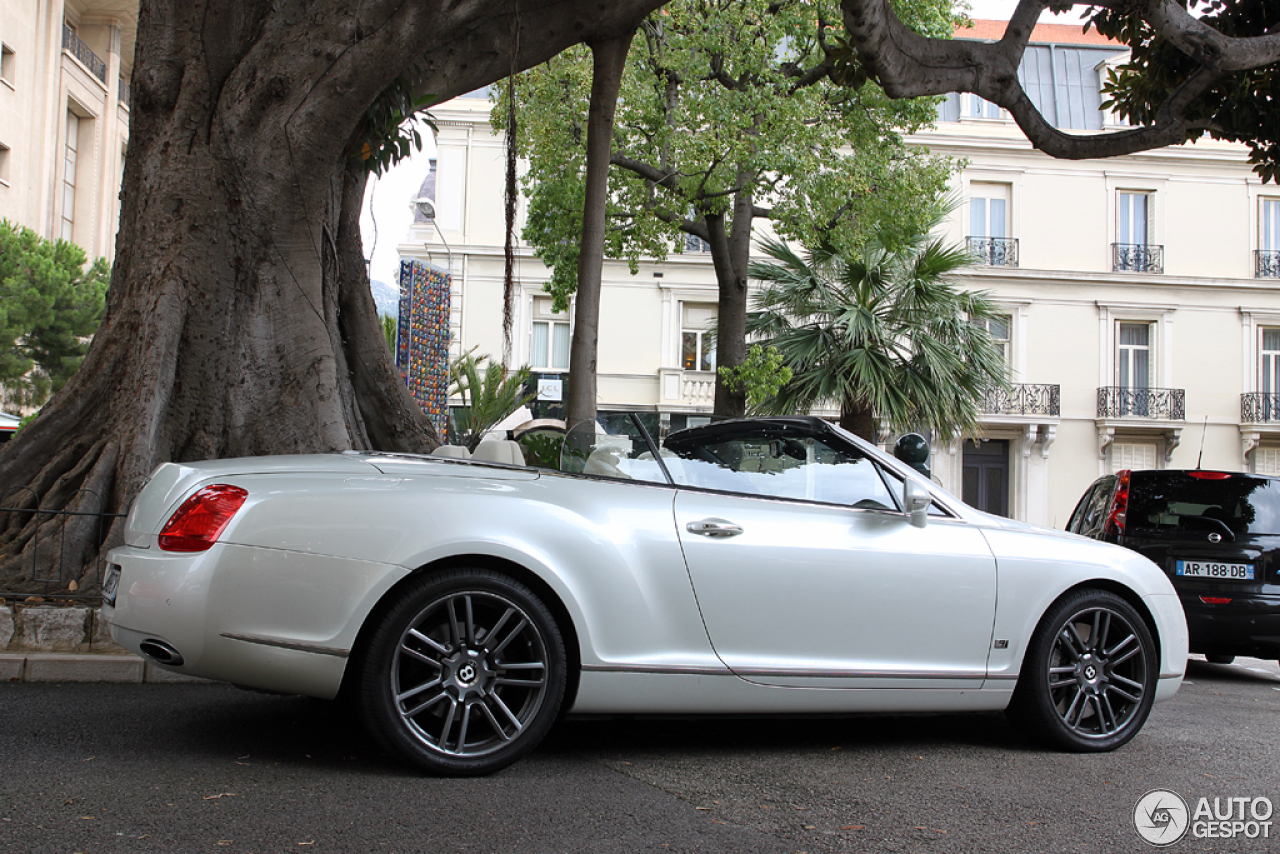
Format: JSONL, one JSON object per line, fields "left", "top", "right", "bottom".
{"left": 1009, "top": 589, "right": 1157, "bottom": 752}
{"left": 355, "top": 568, "right": 567, "bottom": 776}
{"left": 1205, "top": 654, "right": 1235, "bottom": 665}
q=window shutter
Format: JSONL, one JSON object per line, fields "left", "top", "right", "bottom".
{"left": 1112, "top": 443, "right": 1157, "bottom": 472}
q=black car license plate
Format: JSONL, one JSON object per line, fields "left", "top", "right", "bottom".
{"left": 1174, "top": 560, "right": 1254, "bottom": 580}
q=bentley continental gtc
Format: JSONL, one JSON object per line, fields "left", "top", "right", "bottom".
{"left": 104, "top": 416, "right": 1188, "bottom": 775}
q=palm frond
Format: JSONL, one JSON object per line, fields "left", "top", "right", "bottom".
{"left": 746, "top": 212, "right": 1011, "bottom": 442}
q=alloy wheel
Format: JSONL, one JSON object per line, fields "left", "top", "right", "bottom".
{"left": 1045, "top": 604, "right": 1149, "bottom": 740}
{"left": 391, "top": 589, "right": 552, "bottom": 759}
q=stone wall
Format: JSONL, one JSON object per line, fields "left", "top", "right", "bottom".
{"left": 0, "top": 604, "right": 125, "bottom": 653}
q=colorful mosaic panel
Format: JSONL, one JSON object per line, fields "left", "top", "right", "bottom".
{"left": 396, "top": 260, "right": 451, "bottom": 434}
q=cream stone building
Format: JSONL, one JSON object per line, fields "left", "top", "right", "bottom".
{"left": 404, "top": 21, "right": 1280, "bottom": 529}
{"left": 0, "top": 0, "right": 135, "bottom": 261}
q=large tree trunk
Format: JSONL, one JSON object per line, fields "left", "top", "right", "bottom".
{"left": 566, "top": 31, "right": 635, "bottom": 432}
{"left": 0, "top": 0, "right": 666, "bottom": 594}
{"left": 707, "top": 178, "right": 756, "bottom": 419}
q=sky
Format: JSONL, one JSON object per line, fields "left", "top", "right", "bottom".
{"left": 359, "top": 122, "right": 438, "bottom": 291}
{"left": 966, "top": 1, "right": 1089, "bottom": 23}
{"left": 356, "top": 2, "right": 1089, "bottom": 290}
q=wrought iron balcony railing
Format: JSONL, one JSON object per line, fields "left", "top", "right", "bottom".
{"left": 119, "top": 79, "right": 131, "bottom": 108}
{"left": 1097, "top": 386, "right": 1185, "bottom": 420}
{"left": 980, "top": 383, "right": 1059, "bottom": 416}
{"left": 1256, "top": 250, "right": 1280, "bottom": 278}
{"left": 62, "top": 25, "right": 107, "bottom": 84}
{"left": 1242, "top": 392, "right": 1280, "bottom": 422}
{"left": 1112, "top": 243, "right": 1164, "bottom": 274}
{"left": 966, "top": 236, "right": 1019, "bottom": 267}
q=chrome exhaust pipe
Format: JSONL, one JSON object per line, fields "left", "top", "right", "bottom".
{"left": 138, "top": 639, "right": 185, "bottom": 667}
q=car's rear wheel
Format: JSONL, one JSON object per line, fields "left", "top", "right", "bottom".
{"left": 355, "top": 568, "right": 567, "bottom": 776}
{"left": 1009, "top": 589, "right": 1157, "bottom": 752}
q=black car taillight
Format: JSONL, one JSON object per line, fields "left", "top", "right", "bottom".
{"left": 1102, "top": 470, "right": 1130, "bottom": 537}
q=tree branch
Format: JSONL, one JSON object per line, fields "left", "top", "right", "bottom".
{"left": 1139, "top": 0, "right": 1280, "bottom": 72}
{"left": 837, "top": 0, "right": 1225, "bottom": 160}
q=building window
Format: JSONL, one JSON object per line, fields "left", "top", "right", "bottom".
{"left": 0, "top": 143, "right": 10, "bottom": 185}
{"left": 968, "top": 94, "right": 1002, "bottom": 119}
{"left": 530, "top": 296, "right": 570, "bottom": 370}
{"left": 938, "top": 93, "right": 1008, "bottom": 123}
{"left": 1112, "top": 442, "right": 1157, "bottom": 473}
{"left": 1117, "top": 322, "right": 1151, "bottom": 389}
{"left": 1262, "top": 328, "right": 1280, "bottom": 396}
{"left": 972, "top": 314, "right": 1012, "bottom": 366}
{"left": 1119, "top": 191, "right": 1148, "bottom": 244}
{"left": 0, "top": 44, "right": 15, "bottom": 87}
{"left": 60, "top": 111, "right": 79, "bottom": 242}
{"left": 684, "top": 233, "right": 711, "bottom": 253}
{"left": 681, "top": 302, "right": 716, "bottom": 372}
{"left": 1116, "top": 322, "right": 1151, "bottom": 416}
{"left": 967, "top": 184, "right": 1017, "bottom": 266}
{"left": 1114, "top": 191, "right": 1162, "bottom": 272}
{"left": 1257, "top": 199, "right": 1280, "bottom": 277}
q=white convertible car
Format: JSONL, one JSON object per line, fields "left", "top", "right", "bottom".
{"left": 104, "top": 415, "right": 1187, "bottom": 775}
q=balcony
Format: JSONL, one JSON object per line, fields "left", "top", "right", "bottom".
{"left": 1256, "top": 250, "right": 1280, "bottom": 278}
{"left": 1097, "top": 386, "right": 1185, "bottom": 420}
{"left": 966, "top": 237, "right": 1018, "bottom": 267}
{"left": 980, "top": 383, "right": 1059, "bottom": 416}
{"left": 63, "top": 25, "right": 107, "bottom": 84}
{"left": 658, "top": 368, "right": 715, "bottom": 409}
{"left": 1112, "top": 243, "right": 1163, "bottom": 274}
{"left": 1242, "top": 392, "right": 1280, "bottom": 423}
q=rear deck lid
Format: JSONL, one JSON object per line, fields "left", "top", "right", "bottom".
{"left": 123, "top": 454, "right": 382, "bottom": 547}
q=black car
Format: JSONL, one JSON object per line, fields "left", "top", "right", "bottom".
{"left": 1068, "top": 469, "right": 1280, "bottom": 665}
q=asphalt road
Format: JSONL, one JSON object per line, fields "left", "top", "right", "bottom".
{"left": 2, "top": 657, "right": 1278, "bottom": 854}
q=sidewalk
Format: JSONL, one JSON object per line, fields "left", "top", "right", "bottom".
{"left": 1, "top": 602, "right": 207, "bottom": 684}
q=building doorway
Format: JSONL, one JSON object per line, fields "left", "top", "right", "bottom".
{"left": 962, "top": 439, "right": 1010, "bottom": 517}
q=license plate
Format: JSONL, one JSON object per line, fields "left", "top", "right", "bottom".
{"left": 1175, "top": 560, "right": 1254, "bottom": 580}
{"left": 102, "top": 564, "right": 120, "bottom": 607}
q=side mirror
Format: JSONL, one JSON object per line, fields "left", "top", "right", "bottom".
{"left": 904, "top": 479, "right": 931, "bottom": 528}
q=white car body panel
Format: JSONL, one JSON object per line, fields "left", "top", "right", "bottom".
{"left": 104, "top": 419, "right": 1187, "bottom": 724}
{"left": 674, "top": 491, "right": 997, "bottom": 689}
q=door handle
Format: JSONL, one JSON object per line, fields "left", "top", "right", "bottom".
{"left": 686, "top": 518, "right": 743, "bottom": 538}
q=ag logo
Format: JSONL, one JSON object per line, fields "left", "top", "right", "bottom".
{"left": 1135, "top": 789, "right": 1190, "bottom": 846}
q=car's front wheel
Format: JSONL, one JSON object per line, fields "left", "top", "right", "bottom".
{"left": 355, "top": 568, "right": 567, "bottom": 776}
{"left": 1009, "top": 589, "right": 1157, "bottom": 752}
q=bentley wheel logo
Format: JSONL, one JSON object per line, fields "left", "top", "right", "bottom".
{"left": 456, "top": 663, "right": 477, "bottom": 684}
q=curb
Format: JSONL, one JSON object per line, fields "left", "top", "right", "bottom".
{"left": 1, "top": 652, "right": 211, "bottom": 684}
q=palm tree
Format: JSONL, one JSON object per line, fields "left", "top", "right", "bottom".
{"left": 745, "top": 222, "right": 1009, "bottom": 443}
{"left": 448, "top": 349, "right": 536, "bottom": 451}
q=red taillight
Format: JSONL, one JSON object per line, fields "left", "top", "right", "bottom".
{"left": 1189, "top": 471, "right": 1232, "bottom": 480}
{"left": 1200, "top": 596, "right": 1233, "bottom": 605}
{"left": 158, "top": 484, "right": 248, "bottom": 552}
{"left": 1102, "top": 470, "right": 1130, "bottom": 536}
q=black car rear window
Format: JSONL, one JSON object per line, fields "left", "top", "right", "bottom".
{"left": 1127, "top": 472, "right": 1280, "bottom": 536}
